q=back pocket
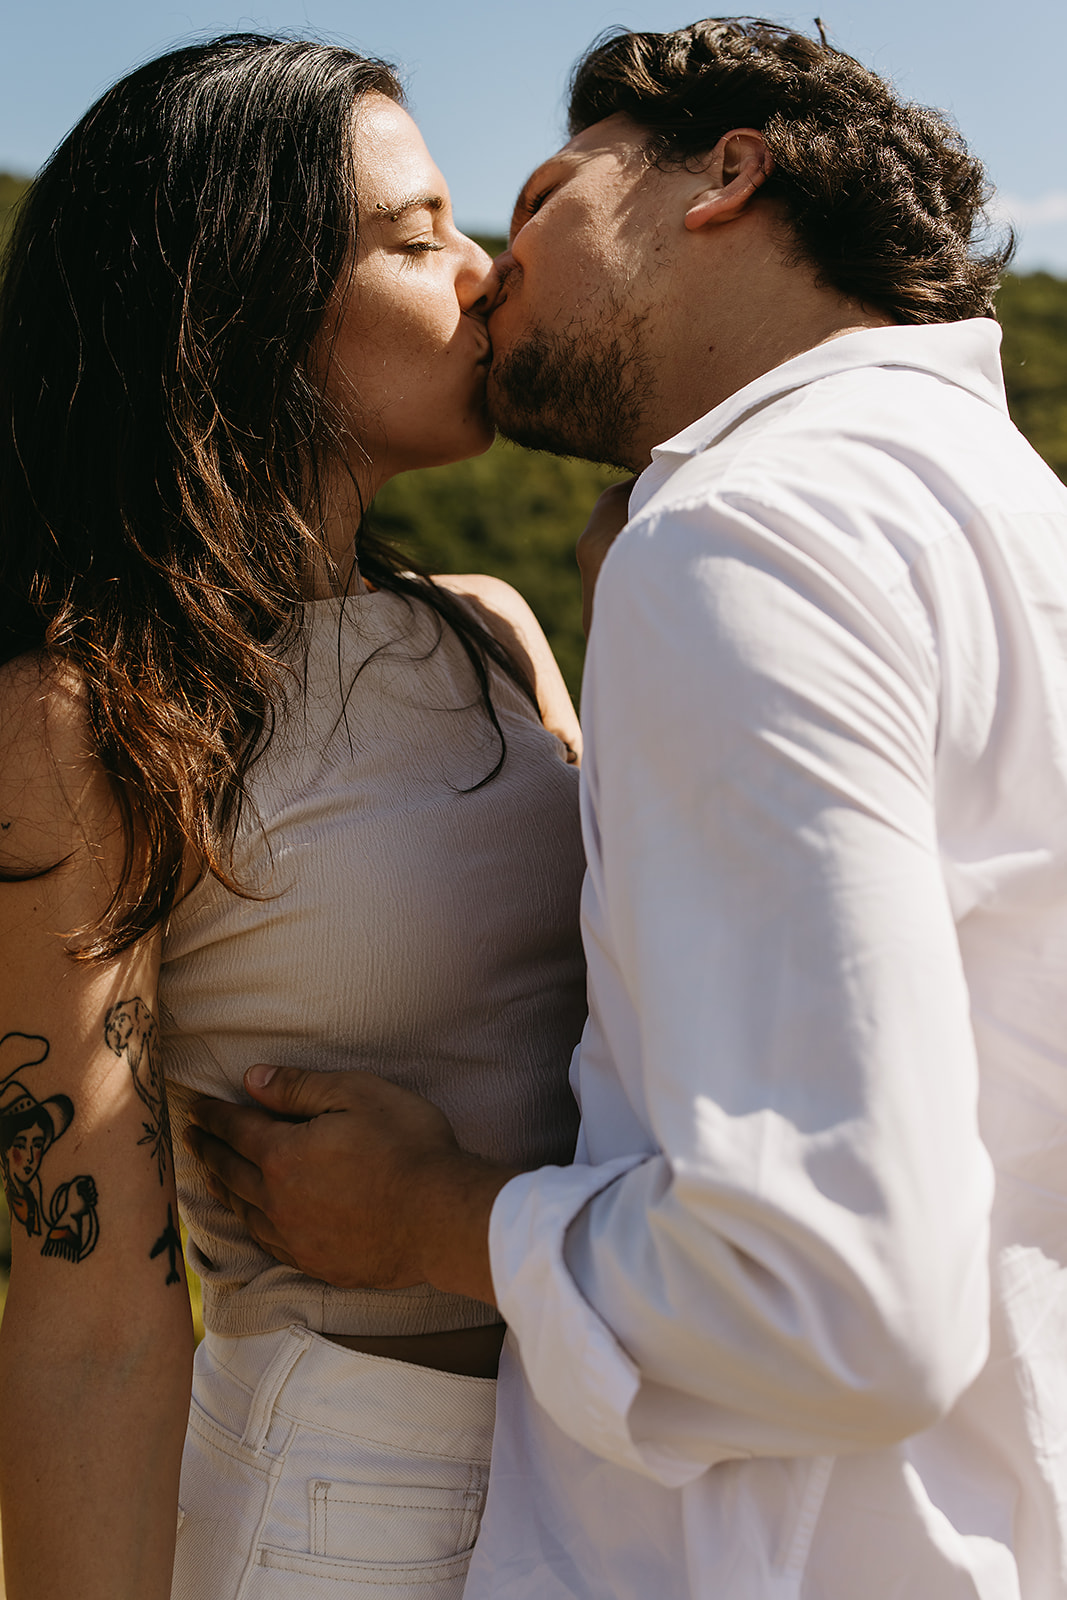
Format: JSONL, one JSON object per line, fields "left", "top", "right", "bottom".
{"left": 309, "top": 1475, "right": 486, "bottom": 1565}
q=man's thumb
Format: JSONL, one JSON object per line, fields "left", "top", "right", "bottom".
{"left": 243, "top": 1063, "right": 351, "bottom": 1118}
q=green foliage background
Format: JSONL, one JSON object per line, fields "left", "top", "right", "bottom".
{"left": 1, "top": 189, "right": 1067, "bottom": 1313}
{"left": 997, "top": 272, "right": 1067, "bottom": 486}
{"left": 0, "top": 172, "right": 24, "bottom": 258}
{"left": 373, "top": 439, "right": 622, "bottom": 694}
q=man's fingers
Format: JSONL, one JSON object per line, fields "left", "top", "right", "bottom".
{"left": 243, "top": 1063, "right": 382, "bottom": 1119}
{"left": 199, "top": 1171, "right": 299, "bottom": 1270}
{"left": 229, "top": 1196, "right": 299, "bottom": 1268}
{"left": 200, "top": 1168, "right": 233, "bottom": 1211}
{"left": 184, "top": 1121, "right": 267, "bottom": 1210}
{"left": 186, "top": 1093, "right": 292, "bottom": 1162}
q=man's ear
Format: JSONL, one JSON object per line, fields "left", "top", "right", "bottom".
{"left": 683, "top": 129, "right": 773, "bottom": 232}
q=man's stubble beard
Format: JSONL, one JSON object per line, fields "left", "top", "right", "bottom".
{"left": 486, "top": 306, "right": 654, "bottom": 472}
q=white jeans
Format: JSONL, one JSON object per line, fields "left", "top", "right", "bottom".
{"left": 172, "top": 1326, "right": 496, "bottom": 1600}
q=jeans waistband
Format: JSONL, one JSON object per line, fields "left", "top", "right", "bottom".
{"left": 197, "top": 1325, "right": 496, "bottom": 1463}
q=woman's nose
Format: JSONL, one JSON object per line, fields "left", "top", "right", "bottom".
{"left": 458, "top": 237, "right": 501, "bottom": 316}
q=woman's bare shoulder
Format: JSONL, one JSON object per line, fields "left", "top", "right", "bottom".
{"left": 434, "top": 572, "right": 530, "bottom": 613}
{"left": 434, "top": 575, "right": 582, "bottom": 764}
{"left": 433, "top": 574, "right": 553, "bottom": 665}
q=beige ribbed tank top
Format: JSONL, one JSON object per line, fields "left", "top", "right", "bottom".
{"left": 160, "top": 588, "right": 586, "bottom": 1337}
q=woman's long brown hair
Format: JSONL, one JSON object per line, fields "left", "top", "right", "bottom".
{"left": 0, "top": 35, "right": 532, "bottom": 960}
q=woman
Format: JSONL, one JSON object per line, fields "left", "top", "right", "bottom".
{"left": 0, "top": 36, "right": 587, "bottom": 1600}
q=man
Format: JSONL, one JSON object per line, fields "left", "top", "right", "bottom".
{"left": 189, "top": 20, "right": 1067, "bottom": 1598}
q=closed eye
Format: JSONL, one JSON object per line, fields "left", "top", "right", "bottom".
{"left": 509, "top": 179, "right": 557, "bottom": 245}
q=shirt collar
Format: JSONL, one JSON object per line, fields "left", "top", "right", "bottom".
{"left": 632, "top": 320, "right": 1007, "bottom": 513}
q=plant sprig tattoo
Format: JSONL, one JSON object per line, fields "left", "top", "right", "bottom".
{"left": 104, "top": 997, "right": 182, "bottom": 1285}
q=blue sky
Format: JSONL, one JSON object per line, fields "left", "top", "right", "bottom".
{"left": 4, "top": 0, "right": 1065, "bottom": 273}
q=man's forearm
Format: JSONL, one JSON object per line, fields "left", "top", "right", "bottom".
{"left": 408, "top": 1150, "right": 521, "bottom": 1306}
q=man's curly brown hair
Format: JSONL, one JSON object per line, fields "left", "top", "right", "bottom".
{"left": 568, "top": 18, "right": 1012, "bottom": 324}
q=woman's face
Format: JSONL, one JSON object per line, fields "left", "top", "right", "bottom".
{"left": 321, "top": 95, "right": 498, "bottom": 497}
{"left": 6, "top": 1121, "right": 46, "bottom": 1185}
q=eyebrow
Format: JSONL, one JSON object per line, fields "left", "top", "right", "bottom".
{"left": 373, "top": 194, "right": 444, "bottom": 224}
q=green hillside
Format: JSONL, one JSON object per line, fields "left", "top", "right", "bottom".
{"left": 0, "top": 171, "right": 27, "bottom": 257}
{"left": 998, "top": 272, "right": 1067, "bottom": 485}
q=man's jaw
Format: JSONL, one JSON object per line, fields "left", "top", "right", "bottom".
{"left": 486, "top": 324, "right": 651, "bottom": 472}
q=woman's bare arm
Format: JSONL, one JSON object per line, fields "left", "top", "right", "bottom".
{"left": 0, "top": 658, "right": 193, "bottom": 1600}
{"left": 435, "top": 573, "right": 583, "bottom": 764}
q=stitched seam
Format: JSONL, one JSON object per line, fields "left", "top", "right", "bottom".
{"left": 258, "top": 1545, "right": 472, "bottom": 1580}
{"left": 781, "top": 1455, "right": 835, "bottom": 1577}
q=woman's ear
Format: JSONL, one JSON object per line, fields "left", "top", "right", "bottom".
{"left": 684, "top": 129, "right": 773, "bottom": 233}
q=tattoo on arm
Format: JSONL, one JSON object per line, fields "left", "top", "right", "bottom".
{"left": 42, "top": 1175, "right": 100, "bottom": 1261}
{"left": 0, "top": 1031, "right": 100, "bottom": 1263}
{"left": 104, "top": 998, "right": 183, "bottom": 1284}
{"left": 104, "top": 997, "right": 171, "bottom": 1185}
{"left": 150, "top": 1203, "right": 182, "bottom": 1285}
{"left": 2, "top": 1005, "right": 179, "bottom": 1281}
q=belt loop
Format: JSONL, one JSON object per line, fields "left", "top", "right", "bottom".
{"left": 241, "top": 1327, "right": 312, "bottom": 1453}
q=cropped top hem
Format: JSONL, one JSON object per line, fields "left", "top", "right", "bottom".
{"left": 200, "top": 1279, "right": 505, "bottom": 1340}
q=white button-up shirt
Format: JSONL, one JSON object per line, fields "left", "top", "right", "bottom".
{"left": 465, "top": 321, "right": 1067, "bottom": 1600}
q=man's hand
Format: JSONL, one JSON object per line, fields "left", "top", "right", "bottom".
{"left": 184, "top": 1067, "right": 520, "bottom": 1306}
{"left": 577, "top": 477, "right": 639, "bottom": 636}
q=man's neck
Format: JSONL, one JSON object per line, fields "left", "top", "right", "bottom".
{"left": 701, "top": 311, "right": 898, "bottom": 417}
{"left": 629, "top": 238, "right": 898, "bottom": 469}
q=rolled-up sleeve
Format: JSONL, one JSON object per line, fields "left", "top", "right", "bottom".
{"left": 489, "top": 487, "right": 995, "bottom": 1482}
